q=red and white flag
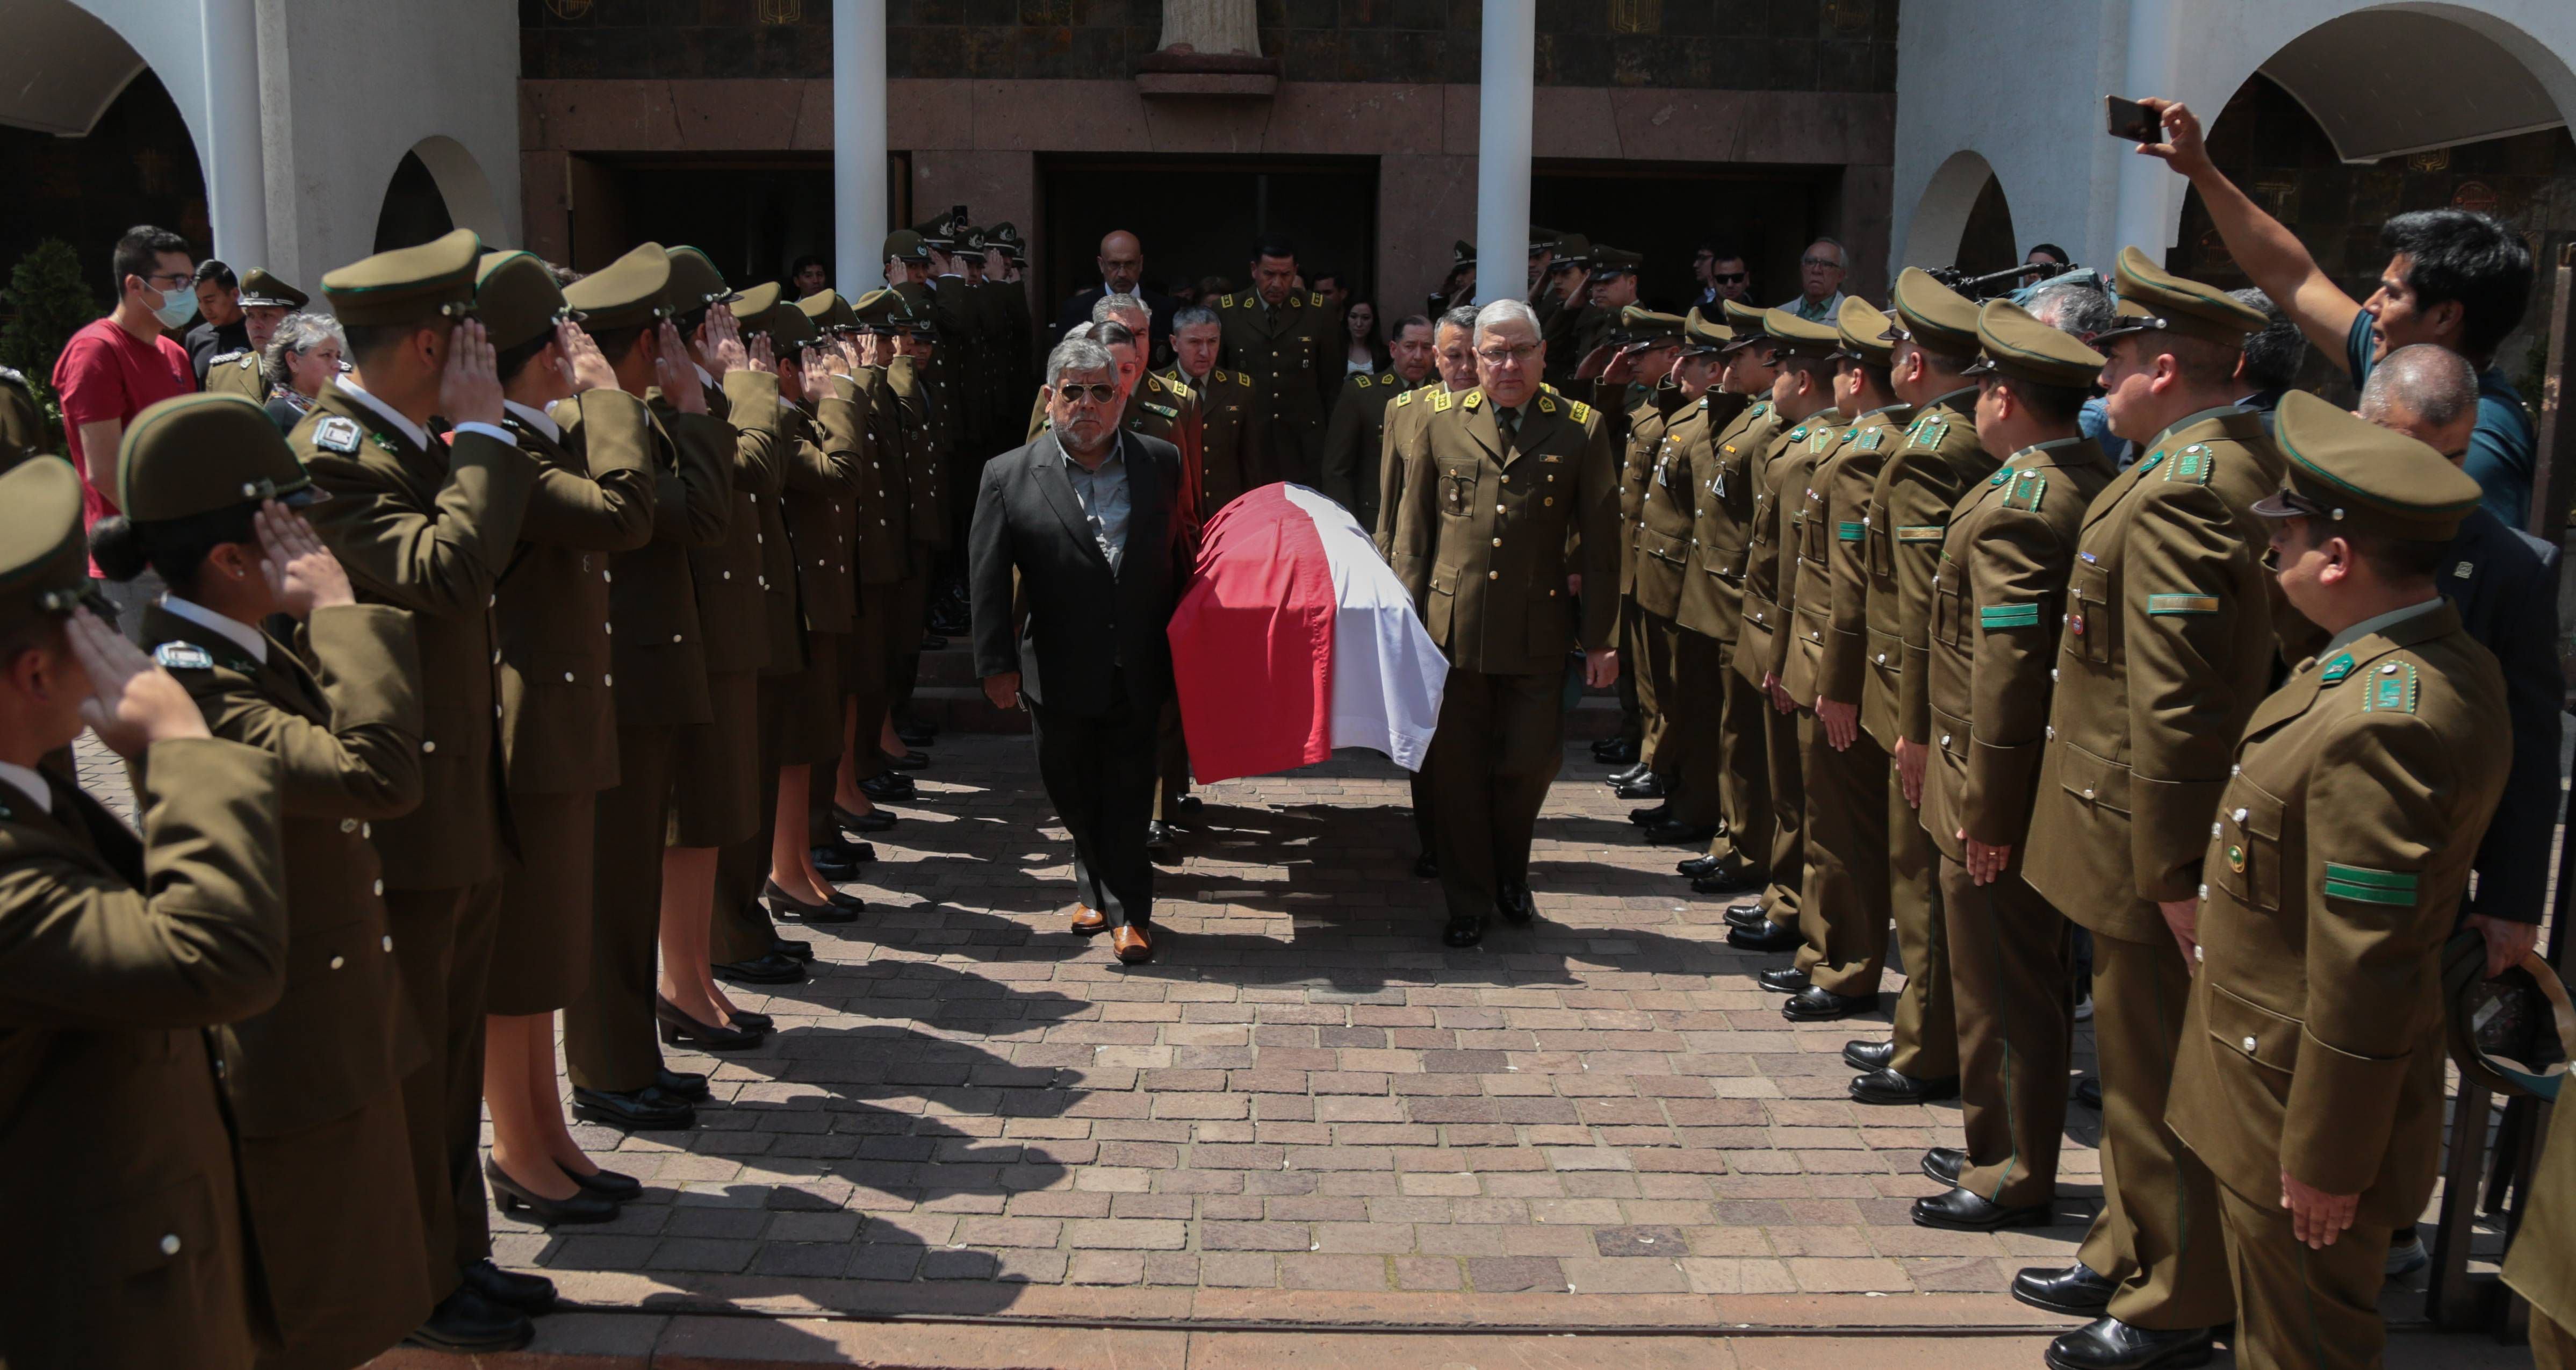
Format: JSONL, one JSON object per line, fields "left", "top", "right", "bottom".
{"left": 1167, "top": 484, "right": 1447, "bottom": 785}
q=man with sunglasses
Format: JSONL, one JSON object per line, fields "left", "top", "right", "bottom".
{"left": 1692, "top": 246, "right": 1753, "bottom": 311}
{"left": 51, "top": 224, "right": 200, "bottom": 640}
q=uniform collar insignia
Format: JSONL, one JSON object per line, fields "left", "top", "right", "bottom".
{"left": 2319, "top": 651, "right": 2355, "bottom": 684}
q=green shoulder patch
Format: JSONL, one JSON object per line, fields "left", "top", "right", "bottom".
{"left": 2319, "top": 652, "right": 2355, "bottom": 684}
{"left": 1835, "top": 521, "right": 1865, "bottom": 542}
{"left": 1748, "top": 400, "right": 1769, "bottom": 418}
{"left": 2147, "top": 593, "right": 2219, "bottom": 615}
{"left": 2360, "top": 660, "right": 2420, "bottom": 714}
{"left": 1912, "top": 413, "right": 1950, "bottom": 449}
{"left": 2322, "top": 862, "right": 2418, "bottom": 906}
{"left": 2161, "top": 442, "right": 2215, "bottom": 485}
{"left": 1787, "top": 425, "right": 1809, "bottom": 442}
{"left": 2002, "top": 469, "right": 2048, "bottom": 512}
{"left": 1858, "top": 428, "right": 1884, "bottom": 451}
{"left": 1980, "top": 603, "right": 2041, "bottom": 629}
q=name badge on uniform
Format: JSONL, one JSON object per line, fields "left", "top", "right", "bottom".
{"left": 314, "top": 416, "right": 362, "bottom": 455}
{"left": 153, "top": 642, "right": 214, "bottom": 670}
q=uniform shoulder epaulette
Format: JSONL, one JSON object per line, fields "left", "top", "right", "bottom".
{"left": 1309, "top": 291, "right": 1327, "bottom": 307}
{"left": 1787, "top": 424, "right": 1809, "bottom": 441}
{"left": 1858, "top": 428, "right": 1884, "bottom": 451}
{"left": 1568, "top": 399, "right": 1595, "bottom": 427}
{"left": 152, "top": 642, "right": 216, "bottom": 671}
{"left": 312, "top": 415, "right": 363, "bottom": 455}
{"left": 1535, "top": 394, "right": 1557, "bottom": 414}
{"left": 2160, "top": 441, "right": 2216, "bottom": 485}
{"left": 1999, "top": 468, "right": 2048, "bottom": 513}
{"left": 1747, "top": 400, "right": 1769, "bottom": 418}
{"left": 2357, "top": 658, "right": 2421, "bottom": 715}
{"left": 1460, "top": 389, "right": 1484, "bottom": 411}
{"left": 208, "top": 349, "right": 248, "bottom": 367}
{"left": 1355, "top": 374, "right": 1373, "bottom": 389}
{"left": 1220, "top": 293, "right": 1236, "bottom": 308}
{"left": 1236, "top": 371, "right": 1251, "bottom": 386}
{"left": 1394, "top": 389, "right": 1415, "bottom": 407}
{"left": 1165, "top": 377, "right": 1193, "bottom": 401}
{"left": 1432, "top": 389, "right": 1456, "bottom": 412}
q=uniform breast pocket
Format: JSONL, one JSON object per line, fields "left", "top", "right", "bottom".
{"left": 2067, "top": 560, "right": 2116, "bottom": 664}
{"left": 2210, "top": 780, "right": 2286, "bottom": 912}
{"left": 1933, "top": 563, "right": 1968, "bottom": 649}
{"left": 1865, "top": 518, "right": 1894, "bottom": 578}
{"left": 1440, "top": 464, "right": 1477, "bottom": 517}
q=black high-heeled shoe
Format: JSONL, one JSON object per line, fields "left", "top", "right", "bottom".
{"left": 765, "top": 878, "right": 861, "bottom": 924}
{"left": 723, "top": 1008, "right": 775, "bottom": 1033}
{"left": 569, "top": 1166, "right": 643, "bottom": 1201}
{"left": 484, "top": 1158, "right": 620, "bottom": 1225}
{"left": 655, "top": 996, "right": 764, "bottom": 1051}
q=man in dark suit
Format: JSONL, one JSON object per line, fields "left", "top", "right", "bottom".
{"left": 1050, "top": 229, "right": 1176, "bottom": 363}
{"left": 2358, "top": 344, "right": 2561, "bottom": 982}
{"left": 970, "top": 336, "right": 1186, "bottom": 965}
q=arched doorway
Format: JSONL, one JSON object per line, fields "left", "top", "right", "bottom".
{"left": 1901, "top": 149, "right": 2017, "bottom": 275}
{"left": 375, "top": 135, "right": 508, "bottom": 253}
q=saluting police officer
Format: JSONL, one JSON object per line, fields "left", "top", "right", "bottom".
{"left": 1217, "top": 235, "right": 1337, "bottom": 487}
{"left": 1775, "top": 296, "right": 1913, "bottom": 1024}
{"left": 2167, "top": 392, "right": 2505, "bottom": 1370}
{"left": 2014, "top": 247, "right": 2283, "bottom": 1370}
{"left": 1680, "top": 299, "right": 1786, "bottom": 896}
{"left": 289, "top": 227, "right": 543, "bottom": 1342}
{"left": 1910, "top": 302, "right": 2117, "bottom": 1234}
{"left": 102, "top": 393, "right": 442, "bottom": 1366}
{"left": 1724, "top": 308, "right": 1845, "bottom": 953}
{"left": 203, "top": 269, "right": 311, "bottom": 402}
{"left": 1603, "top": 308, "right": 1688, "bottom": 808}
{"left": 0, "top": 456, "right": 286, "bottom": 1370}
{"left": 1391, "top": 299, "right": 1620, "bottom": 948}
{"left": 562, "top": 244, "right": 732, "bottom": 1135}
{"left": 1841, "top": 269, "right": 1999, "bottom": 1106}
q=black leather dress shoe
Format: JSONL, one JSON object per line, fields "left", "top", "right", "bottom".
{"left": 657, "top": 996, "right": 764, "bottom": 1050}
{"left": 1757, "top": 966, "right": 1812, "bottom": 993}
{"left": 2012, "top": 1261, "right": 2118, "bottom": 1318}
{"left": 1677, "top": 854, "right": 1721, "bottom": 879}
{"left": 1913, "top": 1186, "right": 2054, "bottom": 1232}
{"left": 1615, "top": 774, "right": 1669, "bottom": 801}
{"left": 858, "top": 771, "right": 916, "bottom": 801}
{"left": 1605, "top": 760, "right": 1651, "bottom": 787}
{"left": 1175, "top": 793, "right": 1204, "bottom": 814}
{"left": 1690, "top": 864, "right": 1764, "bottom": 895}
{"left": 1146, "top": 820, "right": 1177, "bottom": 852}
{"left": 1844, "top": 1038, "right": 1895, "bottom": 1071}
{"left": 810, "top": 846, "right": 861, "bottom": 882}
{"left": 463, "top": 1258, "right": 556, "bottom": 1315}
{"left": 570, "top": 1167, "right": 643, "bottom": 1201}
{"left": 1442, "top": 914, "right": 1487, "bottom": 947}
{"left": 1920, "top": 1146, "right": 1966, "bottom": 1187}
{"left": 656, "top": 1067, "right": 709, "bottom": 1100}
{"left": 771, "top": 935, "right": 814, "bottom": 962}
{"left": 1495, "top": 880, "right": 1537, "bottom": 926}
{"left": 725, "top": 1008, "right": 775, "bottom": 1034}
{"left": 1728, "top": 921, "right": 1802, "bottom": 952}
{"left": 2043, "top": 1318, "right": 2213, "bottom": 1370}
{"left": 886, "top": 749, "right": 930, "bottom": 770}
{"left": 712, "top": 951, "right": 808, "bottom": 986}
{"left": 1643, "top": 819, "right": 1720, "bottom": 847}
{"left": 833, "top": 805, "right": 898, "bottom": 833}
{"left": 1413, "top": 852, "right": 1440, "bottom": 879}
{"left": 1723, "top": 901, "right": 1770, "bottom": 931}
{"left": 1594, "top": 737, "right": 1639, "bottom": 765}
{"left": 571, "top": 1084, "right": 697, "bottom": 1131}
{"left": 485, "top": 1157, "right": 620, "bottom": 1225}
{"left": 1851, "top": 1067, "right": 1960, "bottom": 1105}
{"left": 2074, "top": 1077, "right": 2103, "bottom": 1109}
{"left": 1782, "top": 986, "right": 1877, "bottom": 1021}
{"left": 404, "top": 1285, "right": 533, "bottom": 1353}
{"left": 1628, "top": 802, "right": 1672, "bottom": 827}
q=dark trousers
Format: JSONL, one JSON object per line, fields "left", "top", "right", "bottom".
{"left": 1706, "top": 646, "right": 1773, "bottom": 876}
{"left": 2087, "top": 931, "right": 2235, "bottom": 1330}
{"left": 1424, "top": 666, "right": 1564, "bottom": 924}
{"left": 1887, "top": 770, "right": 1956, "bottom": 1079}
{"left": 1635, "top": 608, "right": 1683, "bottom": 779}
{"left": 1794, "top": 713, "right": 1890, "bottom": 998}
{"left": 889, "top": 566, "right": 932, "bottom": 721}
{"left": 1030, "top": 684, "right": 1160, "bottom": 928}
{"left": 383, "top": 875, "right": 502, "bottom": 1297}
{"left": 1614, "top": 597, "right": 1645, "bottom": 749}
{"left": 2210, "top": 1166, "right": 2386, "bottom": 1370}
{"left": 1941, "top": 855, "right": 2075, "bottom": 1208}
{"left": 1668, "top": 625, "right": 1725, "bottom": 828}
{"left": 1152, "top": 699, "right": 1192, "bottom": 822}
{"left": 713, "top": 676, "right": 793, "bottom": 966}
{"left": 1756, "top": 680, "right": 1805, "bottom": 927}
{"left": 566, "top": 724, "right": 677, "bottom": 1095}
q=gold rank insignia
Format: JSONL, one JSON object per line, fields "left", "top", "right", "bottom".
{"left": 1461, "top": 390, "right": 1484, "bottom": 411}
{"left": 1236, "top": 371, "right": 1252, "bottom": 385}
{"left": 1569, "top": 401, "right": 1593, "bottom": 425}
{"left": 1220, "top": 293, "right": 1236, "bottom": 307}
{"left": 1395, "top": 391, "right": 1414, "bottom": 407}
{"left": 1433, "top": 390, "right": 1456, "bottom": 412}
{"left": 1536, "top": 396, "right": 1557, "bottom": 413}
{"left": 1308, "top": 292, "right": 1325, "bottom": 306}
{"left": 1167, "top": 379, "right": 1193, "bottom": 400}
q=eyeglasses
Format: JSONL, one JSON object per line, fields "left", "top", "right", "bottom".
{"left": 145, "top": 270, "right": 195, "bottom": 288}
{"left": 1055, "top": 383, "right": 1118, "bottom": 404}
{"left": 1476, "top": 343, "right": 1541, "bottom": 366}
{"left": 1801, "top": 256, "right": 1844, "bottom": 270}
{"left": 1712, "top": 272, "right": 1747, "bottom": 284}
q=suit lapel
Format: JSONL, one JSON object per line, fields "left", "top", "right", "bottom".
{"left": 1119, "top": 438, "right": 1163, "bottom": 585}
{"left": 1508, "top": 399, "right": 1567, "bottom": 471}
{"left": 1031, "top": 433, "right": 1107, "bottom": 568}
{"left": 1463, "top": 398, "right": 1506, "bottom": 468}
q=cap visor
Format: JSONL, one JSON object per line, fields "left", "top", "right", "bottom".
{"left": 2248, "top": 489, "right": 2313, "bottom": 520}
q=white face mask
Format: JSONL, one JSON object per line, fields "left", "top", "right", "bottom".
{"left": 152, "top": 285, "right": 198, "bottom": 329}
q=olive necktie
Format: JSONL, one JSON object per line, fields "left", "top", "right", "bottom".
{"left": 1495, "top": 405, "right": 1519, "bottom": 449}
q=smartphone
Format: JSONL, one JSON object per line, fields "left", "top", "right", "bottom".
{"left": 951, "top": 203, "right": 969, "bottom": 227}
{"left": 2106, "top": 95, "right": 2160, "bottom": 142}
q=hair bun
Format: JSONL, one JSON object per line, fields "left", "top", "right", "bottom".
{"left": 86, "top": 515, "right": 149, "bottom": 583}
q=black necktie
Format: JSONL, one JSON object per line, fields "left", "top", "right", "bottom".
{"left": 1496, "top": 406, "right": 1520, "bottom": 448}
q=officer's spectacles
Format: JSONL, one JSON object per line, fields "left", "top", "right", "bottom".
{"left": 1055, "top": 383, "right": 1118, "bottom": 404}
{"left": 1476, "top": 343, "right": 1541, "bottom": 367}
{"left": 1801, "top": 255, "right": 1843, "bottom": 270}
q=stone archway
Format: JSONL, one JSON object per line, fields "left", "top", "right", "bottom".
{"left": 1898, "top": 149, "right": 2008, "bottom": 272}
{"left": 402, "top": 134, "right": 508, "bottom": 247}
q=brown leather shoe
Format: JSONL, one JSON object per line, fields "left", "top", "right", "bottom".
{"left": 1112, "top": 924, "right": 1154, "bottom": 964}
{"left": 1069, "top": 904, "right": 1108, "bottom": 936}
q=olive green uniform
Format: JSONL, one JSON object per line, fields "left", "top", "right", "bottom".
{"left": 1632, "top": 389, "right": 1741, "bottom": 823}
{"left": 1217, "top": 289, "right": 1336, "bottom": 487}
{"left": 2507, "top": 1089, "right": 2576, "bottom": 1367}
{"left": 144, "top": 601, "right": 438, "bottom": 1370}
{"left": 294, "top": 385, "right": 535, "bottom": 1296}
{"left": 1734, "top": 409, "right": 1843, "bottom": 930}
{"left": 845, "top": 364, "right": 916, "bottom": 788}
{"left": 1782, "top": 404, "right": 1911, "bottom": 996}
{"left": 1618, "top": 383, "right": 1690, "bottom": 777}
{"left": 1862, "top": 390, "right": 1994, "bottom": 1077}
{"left": 1319, "top": 370, "right": 1412, "bottom": 533}
{"left": 204, "top": 348, "right": 268, "bottom": 402}
{"left": 1164, "top": 365, "right": 1267, "bottom": 519}
{"left": 668, "top": 371, "right": 781, "bottom": 850}
{"left": 2021, "top": 406, "right": 2285, "bottom": 1330}
{"left": 1392, "top": 386, "right": 1620, "bottom": 924}
{"left": 1681, "top": 397, "right": 1782, "bottom": 874}
{"left": 1922, "top": 436, "right": 2116, "bottom": 1207}
{"left": 2169, "top": 600, "right": 2505, "bottom": 1368}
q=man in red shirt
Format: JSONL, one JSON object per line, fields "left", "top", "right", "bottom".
{"left": 51, "top": 224, "right": 198, "bottom": 637}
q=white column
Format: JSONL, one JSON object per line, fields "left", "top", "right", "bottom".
{"left": 2109, "top": 0, "right": 2179, "bottom": 259}
{"left": 1473, "top": 0, "right": 1535, "bottom": 307}
{"left": 834, "top": 0, "right": 889, "bottom": 295}
{"left": 200, "top": 0, "right": 267, "bottom": 263}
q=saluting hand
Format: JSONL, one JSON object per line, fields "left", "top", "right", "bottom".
{"left": 747, "top": 333, "right": 777, "bottom": 377}
{"left": 657, "top": 322, "right": 708, "bottom": 415}
{"left": 562, "top": 320, "right": 617, "bottom": 394}
{"left": 255, "top": 501, "right": 352, "bottom": 619}
{"left": 438, "top": 320, "right": 506, "bottom": 429}
{"left": 66, "top": 609, "right": 211, "bottom": 759}
{"left": 702, "top": 306, "right": 747, "bottom": 379}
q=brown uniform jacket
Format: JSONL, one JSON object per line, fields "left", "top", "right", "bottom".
{"left": 1374, "top": 382, "right": 1445, "bottom": 555}
{"left": 889, "top": 355, "right": 947, "bottom": 553}
{"left": 572, "top": 385, "right": 731, "bottom": 729}
{"left": 673, "top": 370, "right": 782, "bottom": 676}
{"left": 849, "top": 368, "right": 912, "bottom": 583}
{"left": 1736, "top": 407, "right": 1844, "bottom": 688}
{"left": 781, "top": 386, "right": 867, "bottom": 635}
{"left": 1680, "top": 397, "right": 1781, "bottom": 642}
{"left": 1633, "top": 391, "right": 1740, "bottom": 621}
{"left": 1217, "top": 289, "right": 1336, "bottom": 445}
{"left": 498, "top": 393, "right": 654, "bottom": 793}
{"left": 0, "top": 738, "right": 285, "bottom": 1370}
{"left": 1614, "top": 383, "right": 1686, "bottom": 599}
{"left": 1921, "top": 436, "right": 2117, "bottom": 862}
{"left": 1392, "top": 387, "right": 1620, "bottom": 675}
{"left": 203, "top": 350, "right": 267, "bottom": 401}
{"left": 294, "top": 385, "right": 535, "bottom": 889}
{"left": 2504, "top": 1074, "right": 2576, "bottom": 1329}
{"left": 2022, "top": 406, "right": 2292, "bottom": 942}
{"left": 1783, "top": 405, "right": 1911, "bottom": 706}
{"left": 141, "top": 602, "right": 437, "bottom": 1365}
{"left": 2167, "top": 601, "right": 2506, "bottom": 1225}
{"left": 1174, "top": 366, "right": 1268, "bottom": 518}
{"left": 1863, "top": 389, "right": 1997, "bottom": 752}
{"left": 1320, "top": 370, "right": 1410, "bottom": 532}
